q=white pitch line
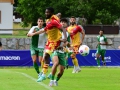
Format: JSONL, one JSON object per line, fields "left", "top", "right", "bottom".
{"left": 16, "top": 72, "right": 54, "bottom": 90}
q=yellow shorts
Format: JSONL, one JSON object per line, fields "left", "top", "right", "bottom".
{"left": 73, "top": 45, "right": 80, "bottom": 54}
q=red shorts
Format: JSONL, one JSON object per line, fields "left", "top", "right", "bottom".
{"left": 45, "top": 40, "right": 61, "bottom": 55}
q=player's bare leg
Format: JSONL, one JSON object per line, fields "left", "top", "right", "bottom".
{"left": 54, "top": 65, "right": 64, "bottom": 86}
{"left": 96, "top": 53, "right": 101, "bottom": 69}
{"left": 71, "top": 53, "right": 80, "bottom": 73}
{"left": 102, "top": 56, "right": 106, "bottom": 66}
{"left": 49, "top": 55, "right": 59, "bottom": 86}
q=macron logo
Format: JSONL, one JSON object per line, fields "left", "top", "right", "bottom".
{"left": 0, "top": 56, "right": 20, "bottom": 60}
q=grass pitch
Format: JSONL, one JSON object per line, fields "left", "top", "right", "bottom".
{"left": 0, "top": 67, "right": 120, "bottom": 90}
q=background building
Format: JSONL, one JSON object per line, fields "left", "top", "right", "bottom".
{"left": 0, "top": 0, "right": 14, "bottom": 34}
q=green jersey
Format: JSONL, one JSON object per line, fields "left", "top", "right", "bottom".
{"left": 97, "top": 35, "right": 107, "bottom": 50}
{"left": 28, "top": 26, "right": 46, "bottom": 49}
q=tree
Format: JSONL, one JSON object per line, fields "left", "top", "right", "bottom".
{"left": 88, "top": 0, "right": 120, "bottom": 24}
{"left": 16, "top": 0, "right": 120, "bottom": 26}
{"left": 16, "top": 0, "right": 49, "bottom": 27}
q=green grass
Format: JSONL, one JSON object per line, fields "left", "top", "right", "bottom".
{"left": 0, "top": 23, "right": 31, "bottom": 38}
{"left": 0, "top": 67, "right": 120, "bottom": 90}
{"left": 0, "top": 30, "right": 29, "bottom": 38}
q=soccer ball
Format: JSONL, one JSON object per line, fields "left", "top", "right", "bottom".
{"left": 79, "top": 45, "right": 90, "bottom": 56}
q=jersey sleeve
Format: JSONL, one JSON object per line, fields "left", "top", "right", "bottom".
{"left": 97, "top": 36, "right": 100, "bottom": 42}
{"left": 104, "top": 36, "right": 107, "bottom": 42}
{"left": 44, "top": 20, "right": 62, "bottom": 30}
{"left": 52, "top": 20, "right": 62, "bottom": 29}
{"left": 28, "top": 26, "right": 36, "bottom": 34}
{"left": 77, "top": 25, "right": 82, "bottom": 32}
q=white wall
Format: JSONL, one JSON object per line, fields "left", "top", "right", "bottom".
{"left": 0, "top": 3, "right": 13, "bottom": 34}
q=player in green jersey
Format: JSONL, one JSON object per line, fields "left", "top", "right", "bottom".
{"left": 27, "top": 17, "right": 46, "bottom": 77}
{"left": 96, "top": 29, "right": 108, "bottom": 69}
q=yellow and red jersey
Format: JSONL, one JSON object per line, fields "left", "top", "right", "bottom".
{"left": 44, "top": 15, "right": 62, "bottom": 54}
{"left": 44, "top": 15, "right": 62, "bottom": 42}
{"left": 67, "top": 25, "right": 82, "bottom": 47}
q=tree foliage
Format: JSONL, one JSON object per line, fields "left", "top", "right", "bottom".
{"left": 16, "top": 0, "right": 120, "bottom": 26}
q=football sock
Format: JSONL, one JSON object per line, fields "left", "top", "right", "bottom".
{"left": 56, "top": 73, "right": 62, "bottom": 81}
{"left": 97, "top": 58, "right": 100, "bottom": 66}
{"left": 51, "top": 75, "right": 55, "bottom": 80}
{"left": 42, "top": 64, "right": 49, "bottom": 74}
{"left": 40, "top": 60, "right": 44, "bottom": 68}
{"left": 33, "top": 62, "right": 39, "bottom": 74}
{"left": 72, "top": 58, "right": 79, "bottom": 66}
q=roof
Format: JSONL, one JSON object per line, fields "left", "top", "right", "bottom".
{"left": 0, "top": 0, "right": 14, "bottom": 4}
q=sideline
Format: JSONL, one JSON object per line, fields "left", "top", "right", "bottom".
{"left": 0, "top": 69, "right": 54, "bottom": 90}
{"left": 15, "top": 72, "right": 54, "bottom": 90}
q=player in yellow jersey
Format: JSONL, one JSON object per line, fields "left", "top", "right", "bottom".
{"left": 66, "top": 16, "right": 85, "bottom": 73}
{"left": 29, "top": 7, "right": 67, "bottom": 83}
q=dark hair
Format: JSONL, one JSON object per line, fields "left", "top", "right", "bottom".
{"left": 66, "top": 42, "right": 71, "bottom": 48}
{"left": 60, "top": 18, "right": 68, "bottom": 23}
{"left": 38, "top": 17, "right": 43, "bottom": 20}
{"left": 46, "top": 7, "right": 54, "bottom": 13}
{"left": 70, "top": 16, "right": 76, "bottom": 20}
{"left": 100, "top": 29, "right": 104, "bottom": 33}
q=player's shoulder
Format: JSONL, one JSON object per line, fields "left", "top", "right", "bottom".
{"left": 77, "top": 25, "right": 83, "bottom": 28}
{"left": 51, "top": 19, "right": 60, "bottom": 25}
{"left": 97, "top": 35, "right": 100, "bottom": 38}
{"left": 103, "top": 35, "right": 107, "bottom": 38}
{"left": 77, "top": 25, "right": 84, "bottom": 30}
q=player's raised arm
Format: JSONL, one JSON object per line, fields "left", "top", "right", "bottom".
{"left": 33, "top": 28, "right": 45, "bottom": 35}
{"left": 27, "top": 28, "right": 45, "bottom": 37}
{"left": 27, "top": 26, "right": 35, "bottom": 37}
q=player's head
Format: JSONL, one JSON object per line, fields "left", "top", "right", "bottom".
{"left": 70, "top": 16, "right": 76, "bottom": 25}
{"left": 60, "top": 18, "right": 68, "bottom": 28}
{"left": 37, "top": 17, "right": 44, "bottom": 26}
{"left": 99, "top": 29, "right": 104, "bottom": 36}
{"left": 45, "top": 7, "right": 54, "bottom": 19}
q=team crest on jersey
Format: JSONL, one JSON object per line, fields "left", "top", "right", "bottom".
{"left": 47, "top": 21, "right": 51, "bottom": 25}
{"left": 74, "top": 28, "right": 76, "bottom": 30}
{"left": 71, "top": 28, "right": 76, "bottom": 33}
